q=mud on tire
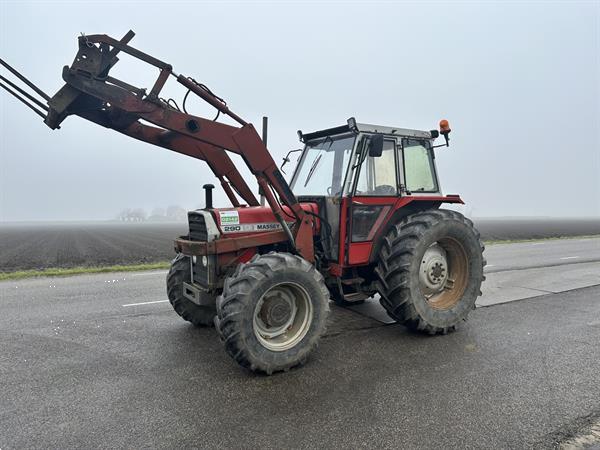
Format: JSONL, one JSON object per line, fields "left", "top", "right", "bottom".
{"left": 167, "top": 253, "right": 216, "bottom": 327}
{"left": 215, "top": 252, "right": 330, "bottom": 374}
{"left": 376, "top": 209, "right": 485, "bottom": 334}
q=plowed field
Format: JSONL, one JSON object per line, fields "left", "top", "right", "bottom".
{"left": 0, "top": 219, "right": 598, "bottom": 272}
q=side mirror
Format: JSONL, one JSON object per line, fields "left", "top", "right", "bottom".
{"left": 280, "top": 148, "right": 303, "bottom": 174}
{"left": 368, "top": 134, "right": 384, "bottom": 157}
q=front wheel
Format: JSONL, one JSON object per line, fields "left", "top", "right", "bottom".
{"left": 376, "top": 209, "right": 485, "bottom": 334}
{"left": 215, "top": 252, "right": 330, "bottom": 374}
{"left": 167, "top": 254, "right": 216, "bottom": 327}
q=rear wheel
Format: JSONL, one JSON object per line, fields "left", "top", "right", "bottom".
{"left": 215, "top": 252, "right": 330, "bottom": 374}
{"left": 167, "top": 254, "right": 216, "bottom": 327}
{"left": 376, "top": 209, "right": 485, "bottom": 334}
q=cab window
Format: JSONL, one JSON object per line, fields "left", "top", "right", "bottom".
{"left": 355, "top": 140, "right": 397, "bottom": 196}
{"left": 290, "top": 134, "right": 355, "bottom": 196}
{"left": 403, "top": 140, "right": 438, "bottom": 192}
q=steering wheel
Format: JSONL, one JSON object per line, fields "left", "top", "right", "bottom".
{"left": 372, "top": 185, "right": 396, "bottom": 195}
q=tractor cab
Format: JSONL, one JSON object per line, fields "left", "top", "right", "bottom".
{"left": 291, "top": 118, "right": 442, "bottom": 199}
{"left": 290, "top": 118, "right": 455, "bottom": 273}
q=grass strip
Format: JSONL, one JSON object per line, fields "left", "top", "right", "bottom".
{"left": 0, "top": 261, "right": 171, "bottom": 281}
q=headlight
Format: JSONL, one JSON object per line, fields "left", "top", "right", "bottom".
{"left": 202, "top": 256, "right": 208, "bottom": 267}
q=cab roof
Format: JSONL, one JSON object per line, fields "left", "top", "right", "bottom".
{"left": 299, "top": 117, "right": 434, "bottom": 142}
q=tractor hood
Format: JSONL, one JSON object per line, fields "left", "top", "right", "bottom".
{"left": 211, "top": 203, "right": 319, "bottom": 235}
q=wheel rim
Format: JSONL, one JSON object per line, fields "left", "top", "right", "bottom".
{"left": 419, "top": 238, "right": 469, "bottom": 310}
{"left": 253, "top": 282, "right": 313, "bottom": 351}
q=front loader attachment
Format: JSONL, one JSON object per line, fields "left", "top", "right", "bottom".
{"left": 0, "top": 30, "right": 316, "bottom": 261}
{"left": 0, "top": 58, "right": 51, "bottom": 121}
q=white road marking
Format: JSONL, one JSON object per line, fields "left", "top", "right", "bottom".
{"left": 560, "top": 256, "right": 580, "bottom": 260}
{"left": 486, "top": 264, "right": 496, "bottom": 267}
{"left": 122, "top": 300, "right": 169, "bottom": 307}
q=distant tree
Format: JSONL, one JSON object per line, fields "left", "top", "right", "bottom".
{"left": 147, "top": 207, "right": 167, "bottom": 222}
{"left": 117, "top": 208, "right": 132, "bottom": 221}
{"left": 130, "top": 208, "right": 147, "bottom": 222}
{"left": 151, "top": 207, "right": 166, "bottom": 218}
{"left": 166, "top": 205, "right": 187, "bottom": 222}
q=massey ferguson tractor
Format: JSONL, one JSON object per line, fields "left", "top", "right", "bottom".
{"left": 1, "top": 31, "right": 485, "bottom": 374}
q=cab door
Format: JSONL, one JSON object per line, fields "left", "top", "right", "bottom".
{"left": 400, "top": 138, "right": 440, "bottom": 194}
{"left": 345, "top": 137, "right": 400, "bottom": 266}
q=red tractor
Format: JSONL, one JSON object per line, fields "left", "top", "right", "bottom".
{"left": 1, "top": 31, "right": 485, "bottom": 374}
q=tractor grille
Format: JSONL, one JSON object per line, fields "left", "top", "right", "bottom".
{"left": 193, "top": 258, "right": 210, "bottom": 288}
{"left": 188, "top": 211, "right": 208, "bottom": 242}
{"left": 187, "top": 211, "right": 212, "bottom": 288}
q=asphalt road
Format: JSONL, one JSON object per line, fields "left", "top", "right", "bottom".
{"left": 484, "top": 237, "right": 600, "bottom": 272}
{"left": 479, "top": 238, "right": 599, "bottom": 308}
{"left": 1, "top": 238, "right": 599, "bottom": 449}
{"left": 353, "top": 237, "right": 600, "bottom": 321}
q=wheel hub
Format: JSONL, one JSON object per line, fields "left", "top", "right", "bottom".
{"left": 259, "top": 294, "right": 296, "bottom": 328}
{"left": 253, "top": 282, "right": 312, "bottom": 351}
{"left": 420, "top": 244, "right": 448, "bottom": 294}
{"left": 430, "top": 263, "right": 444, "bottom": 279}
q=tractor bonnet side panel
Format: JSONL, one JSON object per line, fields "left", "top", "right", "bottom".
{"left": 212, "top": 203, "right": 320, "bottom": 236}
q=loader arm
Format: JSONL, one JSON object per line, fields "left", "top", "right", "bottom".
{"left": 0, "top": 30, "right": 314, "bottom": 260}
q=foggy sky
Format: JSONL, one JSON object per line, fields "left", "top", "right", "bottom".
{"left": 1, "top": 1, "right": 598, "bottom": 221}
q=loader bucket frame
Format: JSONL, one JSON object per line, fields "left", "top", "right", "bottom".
{"left": 0, "top": 31, "right": 315, "bottom": 261}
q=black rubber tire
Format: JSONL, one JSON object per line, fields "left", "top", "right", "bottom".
{"left": 215, "top": 252, "right": 330, "bottom": 374}
{"left": 166, "top": 254, "right": 216, "bottom": 327}
{"left": 376, "top": 209, "right": 485, "bottom": 334}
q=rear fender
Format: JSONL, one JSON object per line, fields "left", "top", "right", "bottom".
{"left": 367, "top": 196, "right": 464, "bottom": 265}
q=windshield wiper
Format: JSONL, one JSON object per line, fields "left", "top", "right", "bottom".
{"left": 302, "top": 138, "right": 334, "bottom": 187}
{"left": 304, "top": 154, "right": 322, "bottom": 187}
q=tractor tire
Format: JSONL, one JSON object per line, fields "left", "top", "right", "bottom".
{"left": 215, "top": 252, "right": 330, "bottom": 374}
{"left": 376, "top": 209, "right": 485, "bottom": 334}
{"left": 166, "top": 254, "right": 216, "bottom": 327}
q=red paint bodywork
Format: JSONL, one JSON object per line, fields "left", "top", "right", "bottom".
{"left": 174, "top": 195, "right": 464, "bottom": 273}
{"left": 212, "top": 203, "right": 320, "bottom": 235}
{"left": 343, "top": 195, "right": 464, "bottom": 267}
